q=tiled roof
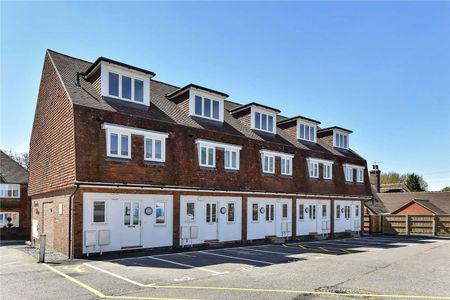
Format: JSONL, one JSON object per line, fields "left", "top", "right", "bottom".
{"left": 0, "top": 150, "right": 28, "bottom": 184}
{"left": 377, "top": 191, "right": 450, "bottom": 214}
{"left": 380, "top": 183, "right": 411, "bottom": 193}
{"left": 47, "top": 49, "right": 364, "bottom": 160}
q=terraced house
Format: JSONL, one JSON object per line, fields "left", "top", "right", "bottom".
{"left": 29, "top": 50, "right": 371, "bottom": 258}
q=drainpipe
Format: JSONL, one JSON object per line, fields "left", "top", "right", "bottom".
{"left": 68, "top": 184, "right": 79, "bottom": 259}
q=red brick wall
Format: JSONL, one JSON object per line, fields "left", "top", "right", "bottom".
{"left": 29, "top": 52, "right": 76, "bottom": 196}
{"left": 0, "top": 184, "right": 30, "bottom": 240}
{"left": 395, "top": 202, "right": 434, "bottom": 215}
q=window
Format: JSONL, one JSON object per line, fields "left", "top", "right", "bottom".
{"left": 199, "top": 145, "right": 215, "bottom": 168}
{"left": 344, "top": 206, "right": 350, "bottom": 219}
{"left": 344, "top": 166, "right": 353, "bottom": 182}
{"left": 93, "top": 201, "right": 106, "bottom": 223}
{"left": 0, "top": 212, "right": 19, "bottom": 228}
{"left": 225, "top": 149, "right": 239, "bottom": 170}
{"left": 336, "top": 205, "right": 341, "bottom": 219}
{"left": 107, "top": 71, "right": 147, "bottom": 104}
{"left": 262, "top": 154, "right": 275, "bottom": 174}
{"left": 186, "top": 202, "right": 195, "bottom": 222}
{"left": 308, "top": 161, "right": 319, "bottom": 178}
{"left": 193, "top": 95, "right": 221, "bottom": 121}
{"left": 356, "top": 169, "right": 364, "bottom": 183}
{"left": 253, "top": 109, "right": 275, "bottom": 133}
{"left": 124, "top": 202, "right": 139, "bottom": 226}
{"left": 355, "top": 205, "right": 359, "bottom": 217}
{"left": 281, "top": 157, "right": 292, "bottom": 176}
{"left": 299, "top": 123, "right": 316, "bottom": 142}
{"left": 299, "top": 204, "right": 304, "bottom": 220}
{"left": 145, "top": 138, "right": 164, "bottom": 162}
{"left": 282, "top": 203, "right": 288, "bottom": 219}
{"left": 308, "top": 204, "right": 316, "bottom": 220}
{"left": 334, "top": 132, "right": 349, "bottom": 149}
{"left": 266, "top": 204, "right": 274, "bottom": 221}
{"left": 156, "top": 202, "right": 165, "bottom": 224}
{"left": 107, "top": 131, "right": 130, "bottom": 158}
{"left": 252, "top": 203, "right": 259, "bottom": 221}
{"left": 206, "top": 203, "right": 217, "bottom": 223}
{"left": 0, "top": 184, "right": 20, "bottom": 198}
{"left": 323, "top": 164, "right": 332, "bottom": 180}
{"left": 322, "top": 204, "right": 327, "bottom": 218}
{"left": 227, "top": 203, "right": 235, "bottom": 222}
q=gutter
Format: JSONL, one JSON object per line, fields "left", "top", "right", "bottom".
{"left": 74, "top": 181, "right": 372, "bottom": 200}
{"left": 68, "top": 183, "right": 79, "bottom": 259}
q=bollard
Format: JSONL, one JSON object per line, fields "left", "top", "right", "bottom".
{"left": 38, "top": 234, "right": 46, "bottom": 263}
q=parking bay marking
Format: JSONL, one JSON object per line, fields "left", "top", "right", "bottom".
{"left": 146, "top": 256, "right": 227, "bottom": 276}
{"left": 198, "top": 250, "right": 275, "bottom": 265}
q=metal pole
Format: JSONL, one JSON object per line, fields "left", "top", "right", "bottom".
{"left": 38, "top": 234, "right": 46, "bottom": 263}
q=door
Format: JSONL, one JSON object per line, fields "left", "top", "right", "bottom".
{"left": 121, "top": 201, "right": 141, "bottom": 247}
{"left": 204, "top": 201, "right": 218, "bottom": 240}
{"left": 265, "top": 203, "right": 276, "bottom": 236}
{"left": 42, "top": 202, "right": 54, "bottom": 249}
{"left": 352, "top": 204, "right": 361, "bottom": 230}
{"left": 319, "top": 202, "right": 330, "bottom": 233}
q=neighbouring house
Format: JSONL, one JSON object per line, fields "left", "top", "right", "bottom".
{"left": 366, "top": 165, "right": 450, "bottom": 215}
{"left": 0, "top": 150, "right": 30, "bottom": 240}
{"left": 28, "top": 50, "right": 372, "bottom": 258}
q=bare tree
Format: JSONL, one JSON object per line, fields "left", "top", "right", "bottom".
{"left": 2, "top": 149, "right": 29, "bottom": 170}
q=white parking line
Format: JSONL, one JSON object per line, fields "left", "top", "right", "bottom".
{"left": 145, "top": 256, "right": 227, "bottom": 275}
{"left": 198, "top": 250, "right": 275, "bottom": 265}
{"left": 83, "top": 263, "right": 147, "bottom": 287}
{"left": 237, "top": 246, "right": 297, "bottom": 256}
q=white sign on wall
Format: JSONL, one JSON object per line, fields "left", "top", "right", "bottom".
{"left": 32, "top": 219, "right": 39, "bottom": 238}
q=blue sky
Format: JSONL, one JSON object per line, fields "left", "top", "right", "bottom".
{"left": 1, "top": 1, "right": 449, "bottom": 190}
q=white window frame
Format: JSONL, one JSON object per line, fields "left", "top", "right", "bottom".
{"left": 144, "top": 137, "right": 166, "bottom": 162}
{"left": 356, "top": 168, "right": 364, "bottom": 183}
{"left": 155, "top": 201, "right": 166, "bottom": 225}
{"left": 260, "top": 150, "right": 294, "bottom": 175}
{"left": 0, "top": 184, "right": 20, "bottom": 198}
{"left": 343, "top": 164, "right": 365, "bottom": 183}
{"left": 297, "top": 120, "right": 317, "bottom": 143}
{"left": 102, "top": 123, "right": 168, "bottom": 161}
{"left": 323, "top": 163, "right": 333, "bottom": 180}
{"left": 333, "top": 130, "right": 349, "bottom": 149}
{"left": 336, "top": 204, "right": 341, "bottom": 219}
{"left": 308, "top": 161, "right": 319, "bottom": 178}
{"left": 252, "top": 203, "right": 259, "bottom": 222}
{"left": 224, "top": 149, "right": 239, "bottom": 170}
{"left": 92, "top": 200, "right": 107, "bottom": 224}
{"left": 251, "top": 106, "right": 276, "bottom": 134}
{"left": 299, "top": 204, "right": 305, "bottom": 220}
{"left": 199, "top": 145, "right": 215, "bottom": 168}
{"left": 227, "top": 202, "right": 236, "bottom": 223}
{"left": 189, "top": 89, "right": 225, "bottom": 122}
{"left": 262, "top": 153, "right": 275, "bottom": 174}
{"left": 100, "top": 63, "right": 151, "bottom": 106}
{"left": 281, "top": 156, "right": 293, "bottom": 176}
{"left": 282, "top": 203, "right": 288, "bottom": 219}
{"left": 195, "top": 139, "right": 242, "bottom": 170}
{"left": 0, "top": 212, "right": 20, "bottom": 227}
{"left": 307, "top": 158, "right": 334, "bottom": 179}
{"left": 185, "top": 202, "right": 196, "bottom": 223}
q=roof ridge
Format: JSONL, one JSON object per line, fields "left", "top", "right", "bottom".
{"left": 47, "top": 49, "right": 93, "bottom": 65}
{"left": 0, "top": 150, "right": 28, "bottom": 173}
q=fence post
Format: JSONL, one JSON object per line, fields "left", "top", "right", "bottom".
{"left": 38, "top": 234, "right": 46, "bottom": 263}
{"left": 432, "top": 215, "right": 437, "bottom": 236}
{"left": 405, "top": 215, "right": 410, "bottom": 235}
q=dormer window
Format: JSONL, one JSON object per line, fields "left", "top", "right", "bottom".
{"left": 194, "top": 95, "right": 220, "bottom": 121}
{"left": 100, "top": 63, "right": 150, "bottom": 106}
{"left": 334, "top": 131, "right": 349, "bottom": 149}
{"left": 252, "top": 107, "right": 276, "bottom": 134}
{"left": 298, "top": 121, "right": 317, "bottom": 143}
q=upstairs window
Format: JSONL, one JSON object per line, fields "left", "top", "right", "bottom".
{"left": 260, "top": 150, "right": 294, "bottom": 176}
{"left": 344, "top": 166, "right": 353, "bottom": 182}
{"left": 298, "top": 122, "right": 316, "bottom": 142}
{"left": 356, "top": 169, "right": 364, "bottom": 183}
{"left": 262, "top": 153, "right": 275, "bottom": 174}
{"left": 199, "top": 145, "right": 215, "bottom": 168}
{"left": 343, "top": 164, "right": 364, "bottom": 183}
{"left": 145, "top": 137, "right": 165, "bottom": 162}
{"left": 252, "top": 108, "right": 276, "bottom": 133}
{"left": 308, "top": 161, "right": 319, "bottom": 178}
{"left": 194, "top": 95, "right": 220, "bottom": 121}
{"left": 323, "top": 164, "right": 332, "bottom": 180}
{"left": 196, "top": 139, "right": 241, "bottom": 170}
{"left": 334, "top": 132, "right": 349, "bottom": 149}
{"left": 107, "top": 72, "right": 145, "bottom": 103}
{"left": 0, "top": 184, "right": 20, "bottom": 198}
{"left": 224, "top": 149, "right": 239, "bottom": 170}
{"left": 107, "top": 131, "right": 130, "bottom": 159}
{"left": 281, "top": 156, "right": 292, "bottom": 176}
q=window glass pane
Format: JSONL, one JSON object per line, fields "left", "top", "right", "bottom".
{"left": 299, "top": 204, "right": 304, "bottom": 220}
{"left": 200, "top": 147, "right": 207, "bottom": 165}
{"left": 231, "top": 151, "right": 237, "bottom": 169}
{"left": 344, "top": 135, "right": 348, "bottom": 148}
{"left": 261, "top": 114, "right": 267, "bottom": 130}
{"left": 252, "top": 204, "right": 258, "bottom": 221}
{"left": 282, "top": 204, "right": 288, "bottom": 218}
{"left": 270, "top": 204, "right": 274, "bottom": 221}
{"left": 156, "top": 202, "right": 165, "bottom": 224}
{"left": 312, "top": 205, "right": 316, "bottom": 219}
{"left": 224, "top": 150, "right": 230, "bottom": 169}
{"left": 336, "top": 205, "right": 341, "bottom": 218}
{"left": 266, "top": 204, "right": 270, "bottom": 221}
{"left": 155, "top": 140, "right": 162, "bottom": 160}
{"left": 109, "top": 72, "right": 119, "bottom": 96}
{"left": 208, "top": 147, "right": 214, "bottom": 166}
{"left": 212, "top": 101, "right": 220, "bottom": 120}
{"left": 268, "top": 115, "right": 273, "bottom": 132}
{"left": 110, "top": 133, "right": 118, "bottom": 155}
{"left": 300, "top": 124, "right": 305, "bottom": 139}
{"left": 281, "top": 159, "right": 285, "bottom": 174}
{"left": 93, "top": 201, "right": 105, "bottom": 223}
{"left": 322, "top": 205, "right": 327, "bottom": 218}
{"left": 132, "top": 202, "right": 140, "bottom": 225}
{"left": 145, "top": 139, "right": 153, "bottom": 159}
{"left": 356, "top": 205, "right": 359, "bottom": 216}
{"left": 134, "top": 79, "right": 144, "bottom": 102}
{"left": 269, "top": 157, "right": 274, "bottom": 173}
{"left": 204, "top": 98, "right": 211, "bottom": 117}
{"left": 305, "top": 125, "right": 310, "bottom": 140}
{"left": 122, "top": 76, "right": 132, "bottom": 99}
{"left": 228, "top": 203, "right": 235, "bottom": 222}
{"left": 124, "top": 202, "right": 131, "bottom": 225}
{"left": 206, "top": 203, "right": 211, "bottom": 223}
{"left": 255, "top": 112, "right": 261, "bottom": 129}
{"left": 186, "top": 203, "right": 195, "bottom": 221}
{"left": 211, "top": 203, "right": 217, "bottom": 222}
{"left": 310, "top": 127, "right": 314, "bottom": 141}
{"left": 195, "top": 96, "right": 202, "bottom": 115}
{"left": 121, "top": 135, "right": 129, "bottom": 156}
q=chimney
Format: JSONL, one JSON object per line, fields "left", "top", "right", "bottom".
{"left": 370, "top": 164, "right": 381, "bottom": 193}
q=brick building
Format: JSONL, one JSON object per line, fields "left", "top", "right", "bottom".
{"left": 29, "top": 50, "right": 371, "bottom": 258}
{"left": 0, "top": 150, "right": 30, "bottom": 240}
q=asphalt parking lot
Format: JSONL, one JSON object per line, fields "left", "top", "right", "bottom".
{"left": 2, "top": 235, "right": 450, "bottom": 299}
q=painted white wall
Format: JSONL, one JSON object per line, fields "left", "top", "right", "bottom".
{"left": 247, "top": 197, "right": 292, "bottom": 240}
{"left": 179, "top": 196, "right": 242, "bottom": 246}
{"left": 296, "top": 199, "right": 331, "bottom": 236}
{"left": 83, "top": 193, "right": 173, "bottom": 254}
{"left": 334, "top": 200, "right": 361, "bottom": 233}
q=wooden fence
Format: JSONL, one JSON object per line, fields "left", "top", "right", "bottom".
{"left": 364, "top": 214, "right": 450, "bottom": 236}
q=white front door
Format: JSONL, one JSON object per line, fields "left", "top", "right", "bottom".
{"left": 352, "top": 204, "right": 361, "bottom": 230}
{"left": 121, "top": 201, "right": 141, "bottom": 247}
{"left": 318, "top": 202, "right": 330, "bottom": 233}
{"left": 204, "top": 201, "right": 218, "bottom": 240}
{"left": 264, "top": 203, "right": 276, "bottom": 236}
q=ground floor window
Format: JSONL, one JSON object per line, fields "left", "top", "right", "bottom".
{"left": 252, "top": 204, "right": 258, "bottom": 221}
{"left": 93, "top": 201, "right": 106, "bottom": 223}
{"left": 266, "top": 204, "right": 274, "bottom": 221}
{"left": 0, "top": 212, "right": 19, "bottom": 228}
{"left": 206, "top": 203, "right": 217, "bottom": 223}
{"left": 186, "top": 202, "right": 195, "bottom": 222}
{"left": 156, "top": 202, "right": 166, "bottom": 224}
{"left": 336, "top": 205, "right": 341, "bottom": 219}
{"left": 322, "top": 204, "right": 327, "bottom": 218}
{"left": 344, "top": 206, "right": 351, "bottom": 219}
{"left": 299, "top": 204, "right": 304, "bottom": 220}
{"left": 282, "top": 204, "right": 288, "bottom": 219}
{"left": 227, "top": 203, "right": 235, "bottom": 222}
{"left": 124, "top": 202, "right": 139, "bottom": 226}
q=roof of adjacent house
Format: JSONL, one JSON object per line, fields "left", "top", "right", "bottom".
{"left": 318, "top": 126, "right": 353, "bottom": 134}
{"left": 229, "top": 102, "right": 282, "bottom": 114}
{"left": 380, "top": 183, "right": 411, "bottom": 193}
{"left": 0, "top": 150, "right": 28, "bottom": 184}
{"left": 375, "top": 192, "right": 450, "bottom": 214}
{"left": 47, "top": 49, "right": 365, "bottom": 161}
